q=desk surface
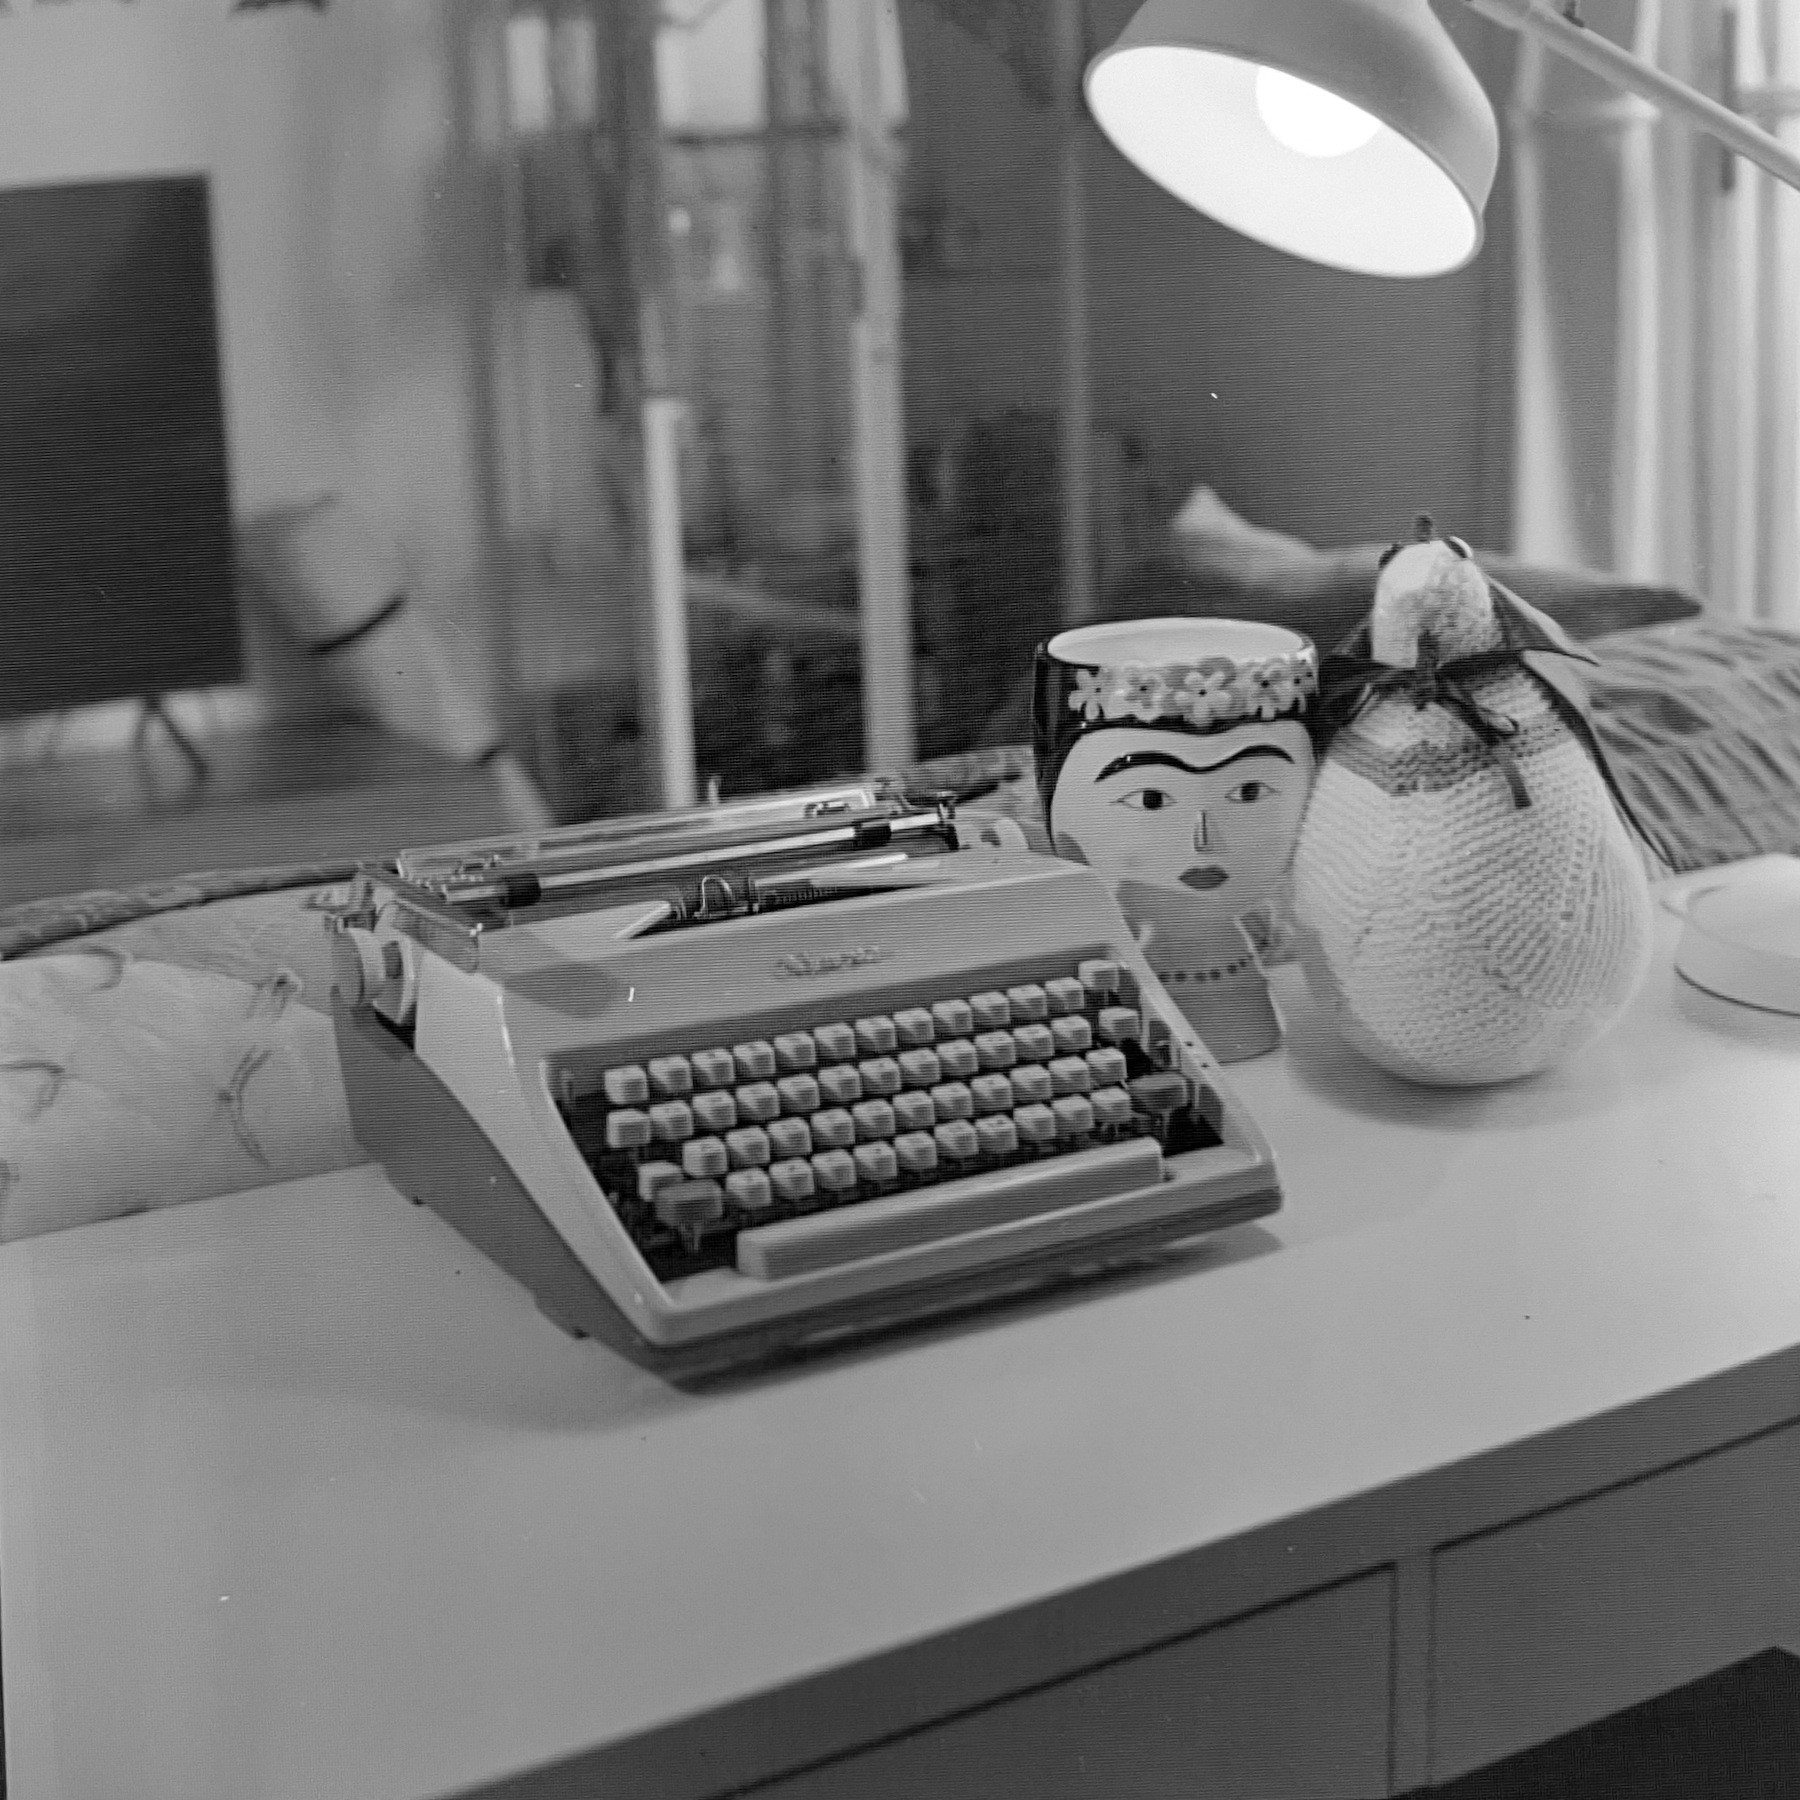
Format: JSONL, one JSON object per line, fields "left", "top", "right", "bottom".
{"left": 5, "top": 900, "right": 1800, "bottom": 1800}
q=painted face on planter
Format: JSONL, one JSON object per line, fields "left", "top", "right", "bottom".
{"left": 1048, "top": 717, "right": 1315, "bottom": 919}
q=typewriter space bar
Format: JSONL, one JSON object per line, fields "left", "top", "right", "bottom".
{"left": 736, "top": 1139, "right": 1165, "bottom": 1280}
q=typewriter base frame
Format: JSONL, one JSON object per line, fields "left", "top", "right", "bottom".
{"left": 334, "top": 999, "right": 1279, "bottom": 1383}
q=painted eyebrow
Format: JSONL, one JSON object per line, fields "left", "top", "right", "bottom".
{"left": 1095, "top": 746, "right": 1297, "bottom": 781}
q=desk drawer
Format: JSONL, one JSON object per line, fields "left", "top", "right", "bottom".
{"left": 1431, "top": 1418, "right": 1800, "bottom": 1783}
{"left": 750, "top": 1571, "right": 1393, "bottom": 1800}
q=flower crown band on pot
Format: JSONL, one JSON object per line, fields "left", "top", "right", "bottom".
{"left": 1068, "top": 646, "right": 1320, "bottom": 729}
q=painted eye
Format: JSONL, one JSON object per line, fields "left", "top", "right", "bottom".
{"left": 1228, "top": 781, "right": 1275, "bottom": 804}
{"left": 1116, "top": 788, "right": 1175, "bottom": 812}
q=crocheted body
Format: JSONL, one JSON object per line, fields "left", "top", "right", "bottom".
{"left": 1292, "top": 662, "right": 1654, "bottom": 1085}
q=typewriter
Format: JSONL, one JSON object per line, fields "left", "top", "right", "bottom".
{"left": 327, "top": 779, "right": 1281, "bottom": 1378}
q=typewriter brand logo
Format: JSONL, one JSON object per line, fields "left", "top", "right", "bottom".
{"left": 774, "top": 945, "right": 893, "bottom": 979}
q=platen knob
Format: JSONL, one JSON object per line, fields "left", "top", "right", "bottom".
{"left": 331, "top": 927, "right": 390, "bottom": 1007}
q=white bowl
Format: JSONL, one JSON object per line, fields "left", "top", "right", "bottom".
{"left": 1674, "top": 855, "right": 1800, "bottom": 1016}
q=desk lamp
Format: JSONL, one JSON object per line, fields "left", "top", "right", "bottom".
{"left": 1083, "top": 0, "right": 1800, "bottom": 1017}
{"left": 1084, "top": 0, "right": 1800, "bottom": 276}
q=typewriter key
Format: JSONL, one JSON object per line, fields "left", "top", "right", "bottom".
{"left": 725, "top": 1126, "right": 772, "bottom": 1168}
{"left": 893, "top": 1090, "right": 936, "bottom": 1132}
{"left": 725, "top": 1169, "right": 773, "bottom": 1211}
{"left": 933, "top": 1120, "right": 980, "bottom": 1164}
{"left": 818, "top": 1064, "right": 863, "bottom": 1105}
{"left": 1097, "top": 1007, "right": 1141, "bottom": 1045}
{"left": 768, "top": 1159, "right": 815, "bottom": 1203}
{"left": 1091, "top": 1087, "right": 1133, "bottom": 1131}
{"left": 893, "top": 1131, "right": 937, "bottom": 1175}
{"left": 859, "top": 1057, "right": 902, "bottom": 1097}
{"left": 692, "top": 1090, "right": 738, "bottom": 1133}
{"left": 1128, "top": 1071, "right": 1188, "bottom": 1118}
{"left": 736, "top": 1082, "right": 781, "bottom": 1123}
{"left": 970, "top": 1074, "right": 1013, "bottom": 1115}
{"left": 892, "top": 1007, "right": 936, "bottom": 1047}
{"left": 655, "top": 1180, "right": 723, "bottom": 1252}
{"left": 852, "top": 1099, "right": 896, "bottom": 1140}
{"left": 929, "top": 1081, "right": 974, "bottom": 1121}
{"left": 605, "top": 1109, "right": 653, "bottom": 1151}
{"left": 930, "top": 998, "right": 973, "bottom": 1037}
{"left": 811, "top": 1149, "right": 858, "bottom": 1194}
{"left": 691, "top": 1048, "right": 737, "bottom": 1089}
{"left": 648, "top": 1055, "right": 693, "bottom": 1098}
{"left": 603, "top": 1066, "right": 650, "bottom": 1108}
{"left": 975, "top": 1115, "right": 1018, "bottom": 1158}
{"left": 776, "top": 1074, "right": 821, "bottom": 1114}
{"left": 811, "top": 1108, "right": 856, "bottom": 1150}
{"left": 1078, "top": 959, "right": 1122, "bottom": 998}
{"left": 682, "top": 1138, "right": 729, "bottom": 1180}
{"left": 649, "top": 1101, "right": 695, "bottom": 1142}
{"left": 853, "top": 1142, "right": 899, "bottom": 1186}
{"left": 636, "top": 1161, "right": 683, "bottom": 1202}
{"left": 767, "top": 1117, "right": 813, "bottom": 1160}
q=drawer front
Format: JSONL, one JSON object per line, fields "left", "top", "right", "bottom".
{"left": 1431, "top": 1418, "right": 1800, "bottom": 1783}
{"left": 750, "top": 1571, "right": 1393, "bottom": 1800}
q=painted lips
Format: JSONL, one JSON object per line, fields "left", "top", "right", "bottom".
{"left": 1180, "top": 865, "right": 1230, "bottom": 891}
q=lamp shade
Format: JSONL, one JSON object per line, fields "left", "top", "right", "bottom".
{"left": 1085, "top": 0, "right": 1500, "bottom": 277}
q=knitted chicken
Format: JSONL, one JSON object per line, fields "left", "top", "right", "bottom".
{"left": 1290, "top": 518, "right": 1658, "bottom": 1086}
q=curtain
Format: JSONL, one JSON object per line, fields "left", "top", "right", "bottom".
{"left": 1510, "top": 0, "right": 1800, "bottom": 627}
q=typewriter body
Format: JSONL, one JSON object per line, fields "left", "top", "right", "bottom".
{"left": 328, "top": 780, "right": 1281, "bottom": 1378}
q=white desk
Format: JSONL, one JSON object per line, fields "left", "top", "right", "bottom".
{"left": 5, "top": 901, "right": 1800, "bottom": 1799}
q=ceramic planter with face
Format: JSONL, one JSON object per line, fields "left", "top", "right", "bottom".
{"left": 1032, "top": 619, "right": 1319, "bottom": 1062}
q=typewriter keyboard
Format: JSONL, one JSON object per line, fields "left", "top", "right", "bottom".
{"left": 555, "top": 959, "right": 1222, "bottom": 1283}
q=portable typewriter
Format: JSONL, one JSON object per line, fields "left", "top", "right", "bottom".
{"left": 327, "top": 779, "right": 1281, "bottom": 1377}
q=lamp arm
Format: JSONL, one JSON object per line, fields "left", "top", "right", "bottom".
{"left": 1462, "top": 0, "right": 1800, "bottom": 194}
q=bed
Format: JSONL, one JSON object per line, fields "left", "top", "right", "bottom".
{"left": 7, "top": 495, "right": 1800, "bottom": 1245}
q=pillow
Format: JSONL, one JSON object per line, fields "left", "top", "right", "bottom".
{"left": 978, "top": 489, "right": 1704, "bottom": 746}
{"left": 1163, "top": 487, "right": 1702, "bottom": 646}
{"left": 0, "top": 942, "right": 365, "bottom": 1242}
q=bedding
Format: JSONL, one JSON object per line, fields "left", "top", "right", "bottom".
{"left": 6, "top": 616, "right": 1800, "bottom": 1247}
{"left": 977, "top": 488, "right": 1704, "bottom": 746}
{"left": 1578, "top": 618, "right": 1800, "bottom": 872}
{"left": 1164, "top": 486, "right": 1705, "bottom": 647}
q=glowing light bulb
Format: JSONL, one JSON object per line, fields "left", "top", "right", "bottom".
{"left": 1254, "top": 66, "right": 1382, "bottom": 159}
